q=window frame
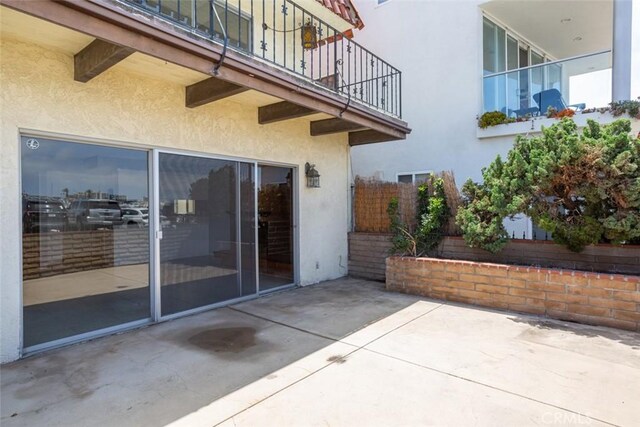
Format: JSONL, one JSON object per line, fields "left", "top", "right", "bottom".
{"left": 396, "top": 170, "right": 434, "bottom": 184}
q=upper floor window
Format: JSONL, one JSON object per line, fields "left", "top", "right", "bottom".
{"left": 397, "top": 171, "right": 432, "bottom": 184}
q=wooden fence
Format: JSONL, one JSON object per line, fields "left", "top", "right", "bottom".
{"left": 353, "top": 171, "right": 461, "bottom": 234}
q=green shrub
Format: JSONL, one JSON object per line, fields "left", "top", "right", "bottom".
{"left": 478, "top": 111, "right": 515, "bottom": 129}
{"left": 415, "top": 178, "right": 450, "bottom": 254}
{"left": 387, "top": 197, "right": 415, "bottom": 256}
{"left": 456, "top": 118, "right": 640, "bottom": 253}
{"left": 388, "top": 177, "right": 449, "bottom": 256}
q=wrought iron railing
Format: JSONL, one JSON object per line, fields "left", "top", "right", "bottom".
{"left": 124, "top": 0, "right": 403, "bottom": 118}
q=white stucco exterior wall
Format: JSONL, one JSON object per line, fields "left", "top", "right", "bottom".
{"left": 350, "top": 0, "right": 517, "bottom": 185}
{"left": 0, "top": 36, "right": 350, "bottom": 362}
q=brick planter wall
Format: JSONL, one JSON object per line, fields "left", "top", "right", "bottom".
{"left": 386, "top": 257, "right": 640, "bottom": 331}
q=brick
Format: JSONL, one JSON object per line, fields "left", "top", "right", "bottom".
{"left": 446, "top": 280, "right": 476, "bottom": 291}
{"left": 526, "top": 282, "right": 565, "bottom": 293}
{"left": 544, "top": 300, "right": 567, "bottom": 312}
{"left": 509, "top": 288, "right": 546, "bottom": 300}
{"left": 546, "top": 293, "right": 588, "bottom": 304}
{"left": 459, "top": 273, "right": 491, "bottom": 285}
{"left": 431, "top": 286, "right": 459, "bottom": 295}
{"left": 588, "top": 297, "right": 636, "bottom": 311}
{"left": 488, "top": 277, "right": 527, "bottom": 288}
{"left": 589, "top": 277, "right": 636, "bottom": 291}
{"left": 567, "top": 286, "right": 612, "bottom": 298}
{"left": 567, "top": 304, "right": 610, "bottom": 318}
{"left": 508, "top": 269, "right": 547, "bottom": 282}
{"left": 475, "top": 284, "right": 509, "bottom": 295}
{"left": 613, "top": 310, "right": 640, "bottom": 323}
{"left": 525, "top": 298, "right": 546, "bottom": 308}
{"left": 612, "top": 290, "right": 640, "bottom": 303}
{"left": 447, "top": 263, "right": 476, "bottom": 274}
{"left": 428, "top": 270, "right": 460, "bottom": 281}
{"left": 458, "top": 289, "right": 492, "bottom": 300}
{"left": 474, "top": 266, "right": 509, "bottom": 278}
{"left": 491, "top": 294, "right": 526, "bottom": 305}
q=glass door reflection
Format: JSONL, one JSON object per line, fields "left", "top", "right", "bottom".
{"left": 258, "top": 165, "right": 294, "bottom": 291}
{"left": 20, "top": 137, "right": 150, "bottom": 348}
{"left": 158, "top": 153, "right": 256, "bottom": 316}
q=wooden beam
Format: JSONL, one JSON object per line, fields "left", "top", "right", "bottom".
{"left": 349, "top": 129, "right": 405, "bottom": 146}
{"left": 185, "top": 77, "right": 248, "bottom": 108}
{"left": 74, "top": 39, "right": 134, "bottom": 82}
{"left": 310, "top": 118, "right": 366, "bottom": 136}
{"left": 258, "top": 101, "right": 316, "bottom": 124}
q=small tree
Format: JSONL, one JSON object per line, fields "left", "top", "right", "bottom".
{"left": 456, "top": 118, "right": 640, "bottom": 253}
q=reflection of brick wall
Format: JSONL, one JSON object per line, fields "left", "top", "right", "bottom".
{"left": 22, "top": 230, "right": 149, "bottom": 280}
{"left": 266, "top": 219, "right": 290, "bottom": 257}
{"left": 387, "top": 257, "right": 640, "bottom": 332}
{"left": 22, "top": 227, "right": 239, "bottom": 280}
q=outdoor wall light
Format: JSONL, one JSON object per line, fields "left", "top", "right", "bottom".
{"left": 305, "top": 162, "right": 320, "bottom": 188}
{"left": 301, "top": 20, "right": 318, "bottom": 50}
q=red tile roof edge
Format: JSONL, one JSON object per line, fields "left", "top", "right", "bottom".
{"left": 316, "top": 0, "right": 365, "bottom": 30}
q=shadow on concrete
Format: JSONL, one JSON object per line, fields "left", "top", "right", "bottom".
{"left": 1, "top": 277, "right": 421, "bottom": 427}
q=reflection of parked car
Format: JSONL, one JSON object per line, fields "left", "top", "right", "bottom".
{"left": 22, "top": 196, "right": 68, "bottom": 233}
{"left": 68, "top": 199, "right": 123, "bottom": 230}
{"left": 160, "top": 215, "right": 172, "bottom": 228}
{"left": 122, "top": 208, "right": 148, "bottom": 228}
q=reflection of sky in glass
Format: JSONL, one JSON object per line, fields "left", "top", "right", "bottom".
{"left": 21, "top": 137, "right": 148, "bottom": 200}
{"left": 159, "top": 153, "right": 247, "bottom": 203}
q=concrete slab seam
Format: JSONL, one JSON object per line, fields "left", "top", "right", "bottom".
{"left": 216, "top": 303, "right": 446, "bottom": 426}
{"left": 362, "top": 347, "right": 620, "bottom": 427}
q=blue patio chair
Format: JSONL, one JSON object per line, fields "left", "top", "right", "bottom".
{"left": 533, "top": 89, "right": 586, "bottom": 115}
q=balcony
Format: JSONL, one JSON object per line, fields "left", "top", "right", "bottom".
{"left": 483, "top": 49, "right": 612, "bottom": 117}
{"left": 124, "top": 0, "right": 402, "bottom": 118}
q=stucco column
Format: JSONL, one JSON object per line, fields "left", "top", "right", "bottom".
{"left": 612, "top": 0, "right": 632, "bottom": 101}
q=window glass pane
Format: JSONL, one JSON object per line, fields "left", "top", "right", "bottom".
{"left": 415, "top": 173, "right": 430, "bottom": 183}
{"left": 531, "top": 51, "right": 544, "bottom": 65}
{"left": 158, "top": 154, "right": 256, "bottom": 315}
{"left": 21, "top": 137, "right": 150, "bottom": 348}
{"left": 483, "top": 18, "right": 505, "bottom": 75}
{"left": 531, "top": 51, "right": 544, "bottom": 109}
{"left": 398, "top": 174, "right": 413, "bottom": 184}
{"left": 507, "top": 36, "right": 518, "bottom": 70}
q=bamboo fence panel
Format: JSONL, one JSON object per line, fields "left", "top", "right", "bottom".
{"left": 353, "top": 172, "right": 462, "bottom": 235}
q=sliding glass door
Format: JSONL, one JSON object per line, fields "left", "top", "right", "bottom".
{"left": 157, "top": 153, "right": 257, "bottom": 316}
{"left": 21, "top": 137, "right": 150, "bottom": 349}
{"left": 21, "top": 141, "right": 296, "bottom": 351}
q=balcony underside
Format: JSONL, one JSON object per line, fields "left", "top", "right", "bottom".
{"left": 1, "top": 0, "right": 410, "bottom": 145}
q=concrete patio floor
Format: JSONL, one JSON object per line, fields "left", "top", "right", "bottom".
{"left": 1, "top": 277, "right": 639, "bottom": 426}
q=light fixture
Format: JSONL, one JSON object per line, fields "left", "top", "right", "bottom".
{"left": 301, "top": 20, "right": 318, "bottom": 50}
{"left": 305, "top": 162, "right": 320, "bottom": 188}
{"left": 573, "top": 36, "right": 582, "bottom": 42}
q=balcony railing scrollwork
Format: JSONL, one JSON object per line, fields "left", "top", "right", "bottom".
{"left": 125, "top": 0, "right": 403, "bottom": 118}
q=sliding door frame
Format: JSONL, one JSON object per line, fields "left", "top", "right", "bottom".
{"left": 17, "top": 129, "right": 300, "bottom": 355}
{"left": 152, "top": 148, "right": 299, "bottom": 322}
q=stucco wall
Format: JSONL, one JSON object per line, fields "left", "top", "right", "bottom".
{"left": 0, "top": 36, "right": 349, "bottom": 362}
